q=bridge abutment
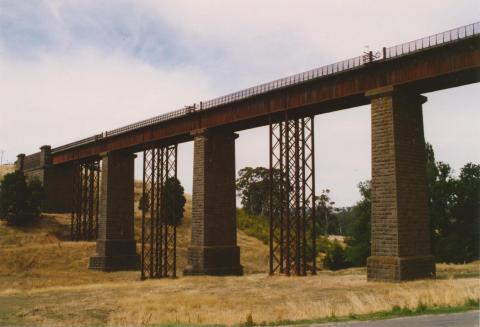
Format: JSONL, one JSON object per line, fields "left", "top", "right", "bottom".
{"left": 89, "top": 151, "right": 140, "bottom": 271}
{"left": 16, "top": 146, "right": 74, "bottom": 213}
{"left": 184, "top": 129, "right": 243, "bottom": 276}
{"left": 366, "top": 86, "right": 435, "bottom": 281}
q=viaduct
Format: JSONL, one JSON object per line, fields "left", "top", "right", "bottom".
{"left": 16, "top": 23, "right": 480, "bottom": 281}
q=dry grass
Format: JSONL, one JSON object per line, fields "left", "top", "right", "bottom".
{"left": 0, "top": 194, "right": 267, "bottom": 292}
{"left": 0, "top": 192, "right": 478, "bottom": 326}
{"left": 1, "top": 268, "right": 478, "bottom": 326}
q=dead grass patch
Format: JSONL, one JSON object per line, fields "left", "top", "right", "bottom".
{"left": 0, "top": 194, "right": 478, "bottom": 326}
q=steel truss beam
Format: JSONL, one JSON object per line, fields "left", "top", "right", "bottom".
{"left": 269, "top": 114, "right": 316, "bottom": 276}
{"left": 141, "top": 144, "right": 178, "bottom": 279}
{"left": 71, "top": 160, "right": 100, "bottom": 241}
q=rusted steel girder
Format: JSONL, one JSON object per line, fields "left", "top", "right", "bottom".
{"left": 71, "top": 160, "right": 100, "bottom": 241}
{"left": 141, "top": 144, "right": 178, "bottom": 279}
{"left": 51, "top": 36, "right": 480, "bottom": 165}
{"left": 269, "top": 114, "right": 316, "bottom": 276}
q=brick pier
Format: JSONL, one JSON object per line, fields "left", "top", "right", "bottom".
{"left": 184, "top": 129, "right": 243, "bottom": 275}
{"left": 89, "top": 151, "right": 140, "bottom": 271}
{"left": 366, "top": 86, "right": 435, "bottom": 281}
{"left": 16, "top": 145, "right": 74, "bottom": 213}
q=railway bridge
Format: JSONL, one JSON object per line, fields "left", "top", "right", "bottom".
{"left": 16, "top": 23, "right": 480, "bottom": 281}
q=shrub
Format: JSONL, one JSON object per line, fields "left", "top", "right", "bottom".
{"left": 236, "top": 209, "right": 269, "bottom": 244}
{"left": 138, "top": 192, "right": 149, "bottom": 212}
{"left": 0, "top": 171, "right": 44, "bottom": 226}
{"left": 323, "top": 240, "right": 350, "bottom": 271}
{"left": 164, "top": 177, "right": 186, "bottom": 226}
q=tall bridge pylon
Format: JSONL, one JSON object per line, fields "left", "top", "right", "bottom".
{"left": 269, "top": 114, "right": 317, "bottom": 276}
{"left": 141, "top": 144, "right": 178, "bottom": 279}
{"left": 71, "top": 159, "right": 101, "bottom": 241}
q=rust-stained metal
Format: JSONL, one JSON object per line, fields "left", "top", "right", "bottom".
{"left": 51, "top": 35, "right": 480, "bottom": 165}
{"left": 141, "top": 144, "right": 178, "bottom": 279}
{"left": 71, "top": 160, "right": 100, "bottom": 241}
{"left": 269, "top": 114, "right": 316, "bottom": 276}
{"left": 46, "top": 24, "right": 480, "bottom": 165}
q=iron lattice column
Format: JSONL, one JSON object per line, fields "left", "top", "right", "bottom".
{"left": 141, "top": 144, "right": 178, "bottom": 279}
{"left": 269, "top": 114, "right": 316, "bottom": 276}
{"left": 71, "top": 160, "right": 100, "bottom": 241}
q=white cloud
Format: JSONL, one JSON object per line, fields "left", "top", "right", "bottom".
{"left": 0, "top": 0, "right": 479, "bottom": 206}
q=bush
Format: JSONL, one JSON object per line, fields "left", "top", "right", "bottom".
{"left": 345, "top": 181, "right": 371, "bottom": 266}
{"left": 323, "top": 240, "right": 350, "bottom": 271}
{"left": 164, "top": 177, "right": 186, "bottom": 226}
{"left": 0, "top": 171, "right": 44, "bottom": 226}
{"left": 236, "top": 209, "right": 269, "bottom": 244}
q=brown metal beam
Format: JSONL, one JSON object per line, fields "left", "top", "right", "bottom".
{"left": 52, "top": 36, "right": 480, "bottom": 165}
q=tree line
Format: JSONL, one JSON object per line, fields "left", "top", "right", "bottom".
{"left": 236, "top": 143, "right": 479, "bottom": 268}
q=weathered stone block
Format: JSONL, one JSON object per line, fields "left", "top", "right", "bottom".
{"left": 89, "top": 152, "right": 140, "bottom": 271}
{"left": 184, "top": 129, "right": 243, "bottom": 276}
{"left": 366, "top": 86, "right": 435, "bottom": 281}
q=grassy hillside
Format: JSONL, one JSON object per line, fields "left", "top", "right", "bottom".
{"left": 0, "top": 193, "right": 268, "bottom": 292}
{"left": 0, "top": 191, "right": 478, "bottom": 326}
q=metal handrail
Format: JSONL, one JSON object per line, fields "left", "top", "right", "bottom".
{"left": 50, "top": 22, "right": 479, "bottom": 154}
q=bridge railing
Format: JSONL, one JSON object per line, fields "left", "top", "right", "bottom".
{"left": 50, "top": 22, "right": 479, "bottom": 155}
{"left": 52, "top": 135, "right": 102, "bottom": 154}
{"left": 200, "top": 55, "right": 369, "bottom": 110}
{"left": 385, "top": 22, "right": 479, "bottom": 59}
{"left": 105, "top": 106, "right": 195, "bottom": 138}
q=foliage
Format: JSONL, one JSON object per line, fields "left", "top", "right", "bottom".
{"left": 236, "top": 209, "right": 269, "bottom": 244}
{"left": 236, "top": 167, "right": 271, "bottom": 216}
{"left": 137, "top": 177, "right": 186, "bottom": 226}
{"left": 164, "top": 177, "right": 186, "bottom": 226}
{"left": 315, "top": 189, "right": 336, "bottom": 235}
{"left": 331, "top": 207, "right": 351, "bottom": 236}
{"left": 323, "top": 240, "right": 349, "bottom": 271}
{"left": 0, "top": 171, "right": 45, "bottom": 226}
{"left": 427, "top": 143, "right": 480, "bottom": 263}
{"left": 345, "top": 181, "right": 371, "bottom": 266}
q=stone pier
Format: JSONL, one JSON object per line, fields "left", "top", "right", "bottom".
{"left": 184, "top": 129, "right": 243, "bottom": 275}
{"left": 16, "top": 145, "right": 74, "bottom": 213}
{"left": 366, "top": 86, "right": 435, "bottom": 281}
{"left": 89, "top": 151, "right": 140, "bottom": 271}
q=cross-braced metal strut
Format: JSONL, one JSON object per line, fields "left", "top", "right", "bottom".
{"left": 269, "top": 113, "right": 316, "bottom": 276}
{"left": 71, "top": 160, "right": 100, "bottom": 241}
{"left": 141, "top": 144, "right": 178, "bottom": 279}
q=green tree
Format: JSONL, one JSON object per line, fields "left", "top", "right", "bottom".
{"left": 0, "top": 171, "right": 45, "bottom": 226}
{"left": 163, "top": 177, "right": 186, "bottom": 226}
{"left": 332, "top": 207, "right": 352, "bottom": 236}
{"left": 452, "top": 163, "right": 480, "bottom": 261}
{"left": 426, "top": 142, "right": 480, "bottom": 263}
{"left": 345, "top": 181, "right": 371, "bottom": 266}
{"left": 323, "top": 240, "right": 349, "bottom": 270}
{"left": 236, "top": 167, "right": 271, "bottom": 216}
{"left": 315, "top": 189, "right": 336, "bottom": 235}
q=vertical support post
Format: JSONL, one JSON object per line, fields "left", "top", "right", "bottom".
{"left": 15, "top": 154, "right": 25, "bottom": 171}
{"left": 71, "top": 160, "right": 101, "bottom": 241}
{"left": 184, "top": 129, "right": 243, "bottom": 276}
{"left": 366, "top": 86, "right": 435, "bottom": 281}
{"left": 269, "top": 117, "right": 274, "bottom": 275}
{"left": 269, "top": 114, "right": 316, "bottom": 276}
{"left": 89, "top": 152, "right": 140, "bottom": 271}
{"left": 141, "top": 144, "right": 178, "bottom": 279}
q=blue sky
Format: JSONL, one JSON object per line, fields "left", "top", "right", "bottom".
{"left": 1, "top": 0, "right": 479, "bottom": 206}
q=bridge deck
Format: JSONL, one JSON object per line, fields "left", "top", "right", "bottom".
{"left": 45, "top": 23, "right": 479, "bottom": 165}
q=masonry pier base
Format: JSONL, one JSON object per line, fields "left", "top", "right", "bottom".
{"left": 184, "top": 129, "right": 243, "bottom": 276}
{"left": 89, "top": 151, "right": 140, "bottom": 271}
